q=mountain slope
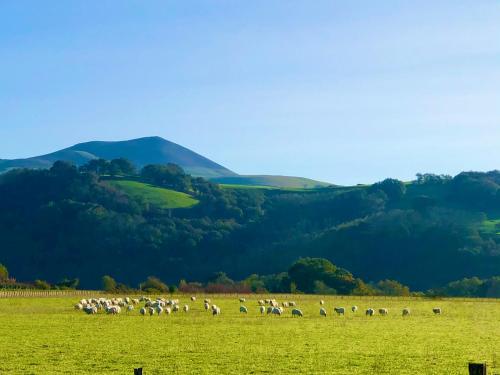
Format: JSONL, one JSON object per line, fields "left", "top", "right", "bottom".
{"left": 211, "top": 175, "right": 332, "bottom": 189}
{"left": 0, "top": 136, "right": 236, "bottom": 179}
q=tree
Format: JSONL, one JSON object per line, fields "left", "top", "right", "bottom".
{"left": 370, "top": 178, "right": 406, "bottom": 201}
{"left": 0, "top": 263, "right": 8, "bottom": 280}
{"left": 141, "top": 276, "right": 168, "bottom": 293}
{"left": 376, "top": 279, "right": 410, "bottom": 296}
{"left": 102, "top": 275, "right": 117, "bottom": 292}
{"left": 34, "top": 279, "right": 51, "bottom": 290}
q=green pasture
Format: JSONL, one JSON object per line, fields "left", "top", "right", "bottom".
{"left": 106, "top": 180, "right": 199, "bottom": 209}
{"left": 0, "top": 295, "right": 498, "bottom": 374}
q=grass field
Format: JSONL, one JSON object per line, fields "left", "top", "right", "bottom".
{"left": 0, "top": 295, "right": 499, "bottom": 374}
{"left": 106, "top": 180, "right": 199, "bottom": 209}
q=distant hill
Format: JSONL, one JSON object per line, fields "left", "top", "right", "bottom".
{"left": 211, "top": 175, "right": 331, "bottom": 189}
{"left": 0, "top": 137, "right": 334, "bottom": 188}
{"left": 0, "top": 136, "right": 236, "bottom": 179}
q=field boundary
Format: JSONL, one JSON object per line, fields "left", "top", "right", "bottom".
{"left": 0, "top": 289, "right": 103, "bottom": 298}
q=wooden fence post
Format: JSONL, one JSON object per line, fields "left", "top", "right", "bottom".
{"left": 469, "top": 362, "right": 486, "bottom": 375}
{"left": 133, "top": 368, "right": 143, "bottom": 375}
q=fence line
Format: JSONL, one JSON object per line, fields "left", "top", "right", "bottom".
{"left": 0, "top": 289, "right": 103, "bottom": 298}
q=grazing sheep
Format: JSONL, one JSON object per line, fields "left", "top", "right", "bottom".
{"left": 139, "top": 307, "right": 146, "bottom": 316}
{"left": 239, "top": 297, "right": 246, "bottom": 303}
{"left": 288, "top": 301, "right": 296, "bottom": 307}
{"left": 127, "top": 305, "right": 134, "bottom": 313}
{"left": 240, "top": 306, "right": 248, "bottom": 314}
{"left": 319, "top": 300, "right": 325, "bottom": 305}
{"left": 212, "top": 306, "right": 221, "bottom": 316}
{"left": 291, "top": 308, "right": 303, "bottom": 317}
{"left": 148, "top": 307, "right": 155, "bottom": 316}
{"left": 272, "top": 307, "right": 282, "bottom": 316}
{"left": 402, "top": 308, "right": 411, "bottom": 316}
{"left": 351, "top": 306, "right": 358, "bottom": 313}
{"left": 282, "top": 302, "right": 289, "bottom": 308}
{"left": 334, "top": 307, "right": 345, "bottom": 315}
{"left": 173, "top": 304, "right": 180, "bottom": 312}
{"left": 191, "top": 296, "right": 196, "bottom": 301}
{"left": 366, "top": 308, "right": 375, "bottom": 316}
{"left": 156, "top": 306, "right": 163, "bottom": 315}
{"left": 132, "top": 299, "right": 140, "bottom": 305}
{"left": 433, "top": 308, "right": 442, "bottom": 315}
{"left": 183, "top": 305, "right": 189, "bottom": 313}
{"left": 320, "top": 307, "right": 327, "bottom": 317}
{"left": 266, "top": 306, "right": 273, "bottom": 314}
{"left": 258, "top": 300, "right": 265, "bottom": 306}
{"left": 204, "top": 302, "right": 210, "bottom": 311}
{"left": 378, "top": 308, "right": 389, "bottom": 316}
{"left": 259, "top": 306, "right": 265, "bottom": 314}
{"left": 165, "top": 307, "right": 172, "bottom": 315}
{"left": 74, "top": 303, "right": 83, "bottom": 310}
{"left": 204, "top": 299, "right": 211, "bottom": 304}
{"left": 270, "top": 300, "right": 279, "bottom": 308}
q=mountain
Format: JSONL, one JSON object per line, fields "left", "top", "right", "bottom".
{"left": 0, "top": 137, "right": 332, "bottom": 188}
{"left": 0, "top": 136, "right": 237, "bottom": 179}
{"left": 211, "top": 175, "right": 332, "bottom": 189}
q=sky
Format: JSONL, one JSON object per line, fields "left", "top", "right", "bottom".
{"left": 1, "top": 1, "right": 499, "bottom": 185}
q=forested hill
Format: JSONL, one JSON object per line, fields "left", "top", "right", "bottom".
{"left": 0, "top": 159, "right": 499, "bottom": 291}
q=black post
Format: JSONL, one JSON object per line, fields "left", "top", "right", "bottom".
{"left": 134, "top": 368, "right": 143, "bottom": 375}
{"left": 469, "top": 363, "right": 486, "bottom": 375}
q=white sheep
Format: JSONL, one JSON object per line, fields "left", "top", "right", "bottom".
{"left": 240, "top": 306, "right": 248, "bottom": 314}
{"left": 258, "top": 300, "right": 265, "bottom": 306}
{"left": 139, "top": 307, "right": 146, "bottom": 316}
{"left": 320, "top": 307, "right": 327, "bottom": 317}
{"left": 319, "top": 300, "right": 325, "bottom": 305}
{"left": 74, "top": 303, "right": 83, "bottom": 310}
{"left": 165, "top": 307, "right": 172, "bottom": 315}
{"left": 266, "top": 306, "right": 273, "bottom": 314}
{"left": 191, "top": 296, "right": 196, "bottom": 301}
{"left": 183, "top": 305, "right": 189, "bottom": 313}
{"left": 272, "top": 307, "right": 282, "bottom": 316}
{"left": 366, "top": 308, "right": 375, "bottom": 316}
{"left": 148, "top": 307, "right": 155, "bottom": 316}
{"left": 212, "top": 306, "right": 221, "bottom": 316}
{"left": 239, "top": 297, "right": 246, "bottom": 303}
{"left": 259, "top": 306, "right": 265, "bottom": 314}
{"left": 351, "top": 306, "right": 358, "bottom": 313}
{"left": 204, "top": 302, "right": 210, "bottom": 311}
{"left": 156, "top": 306, "right": 163, "bottom": 315}
{"left": 288, "top": 301, "right": 296, "bottom": 307}
{"left": 402, "top": 308, "right": 411, "bottom": 316}
{"left": 127, "top": 305, "right": 134, "bottom": 313}
{"left": 291, "top": 308, "right": 303, "bottom": 317}
{"left": 433, "top": 308, "right": 442, "bottom": 315}
{"left": 173, "top": 304, "right": 180, "bottom": 312}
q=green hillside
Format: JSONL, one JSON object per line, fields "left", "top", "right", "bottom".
{"left": 106, "top": 180, "right": 198, "bottom": 209}
{"left": 211, "top": 175, "right": 332, "bottom": 189}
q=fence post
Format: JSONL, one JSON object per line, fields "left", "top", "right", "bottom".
{"left": 134, "top": 368, "right": 143, "bottom": 375}
{"left": 469, "top": 363, "right": 486, "bottom": 375}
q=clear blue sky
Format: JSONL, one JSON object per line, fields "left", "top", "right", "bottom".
{"left": 1, "top": 1, "right": 499, "bottom": 185}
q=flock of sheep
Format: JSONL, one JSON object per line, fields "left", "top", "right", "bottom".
{"left": 74, "top": 296, "right": 443, "bottom": 318}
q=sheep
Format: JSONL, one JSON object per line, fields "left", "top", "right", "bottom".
{"left": 148, "top": 307, "right": 155, "bottom": 316}
{"left": 291, "top": 308, "right": 303, "bottom": 317}
{"left": 239, "top": 297, "right": 246, "bottom": 303}
{"left": 282, "top": 302, "right": 289, "bottom": 308}
{"left": 402, "top": 308, "right": 411, "bottom": 316}
{"left": 433, "top": 308, "right": 442, "bottom": 315}
{"left": 378, "top": 308, "right": 389, "bottom": 316}
{"left": 351, "top": 306, "right": 358, "bottom": 313}
{"left": 259, "top": 306, "right": 265, "bottom": 314}
{"left": 266, "top": 306, "right": 273, "bottom": 314}
{"left": 125, "top": 297, "right": 131, "bottom": 304}
{"left": 212, "top": 306, "right": 221, "bottom": 316}
{"left": 173, "top": 304, "right": 180, "bottom": 312}
{"left": 127, "top": 305, "right": 134, "bottom": 313}
{"left": 191, "top": 296, "right": 196, "bottom": 301}
{"left": 74, "top": 303, "right": 83, "bottom": 310}
{"left": 270, "top": 300, "right": 279, "bottom": 308}
{"left": 319, "top": 300, "right": 325, "bottom": 305}
{"left": 288, "top": 301, "right": 296, "bottom": 307}
{"left": 165, "top": 307, "right": 171, "bottom": 315}
{"left": 140, "top": 307, "right": 146, "bottom": 316}
{"left": 204, "top": 299, "right": 211, "bottom": 304}
{"left": 366, "top": 308, "right": 375, "bottom": 316}
{"left": 183, "top": 305, "right": 189, "bottom": 313}
{"left": 204, "top": 302, "right": 210, "bottom": 311}
{"left": 320, "top": 307, "right": 327, "bottom": 317}
{"left": 132, "top": 298, "right": 140, "bottom": 305}
{"left": 272, "top": 307, "right": 282, "bottom": 316}
{"left": 334, "top": 307, "right": 345, "bottom": 315}
{"left": 258, "top": 300, "right": 265, "bottom": 306}
{"left": 156, "top": 306, "right": 163, "bottom": 315}
{"left": 240, "top": 306, "right": 248, "bottom": 314}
